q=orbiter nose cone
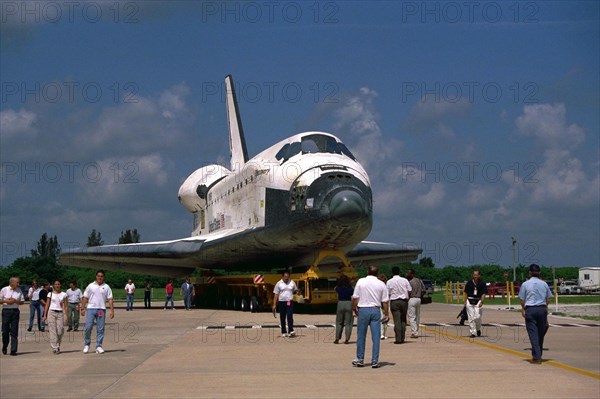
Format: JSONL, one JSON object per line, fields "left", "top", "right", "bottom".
{"left": 329, "top": 190, "right": 366, "bottom": 223}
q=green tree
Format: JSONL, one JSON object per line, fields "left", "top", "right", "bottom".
{"left": 87, "top": 229, "right": 104, "bottom": 247}
{"left": 419, "top": 257, "right": 435, "bottom": 268}
{"left": 5, "top": 255, "right": 62, "bottom": 285}
{"left": 119, "top": 229, "right": 140, "bottom": 244}
{"left": 30, "top": 233, "right": 60, "bottom": 260}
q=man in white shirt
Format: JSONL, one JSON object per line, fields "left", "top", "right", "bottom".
{"left": 386, "top": 266, "right": 412, "bottom": 344}
{"left": 352, "top": 265, "right": 389, "bottom": 368}
{"left": 66, "top": 281, "right": 82, "bottom": 331}
{"left": 1, "top": 276, "right": 25, "bottom": 355}
{"left": 180, "top": 278, "right": 195, "bottom": 311}
{"left": 272, "top": 272, "right": 297, "bottom": 337}
{"left": 124, "top": 279, "right": 135, "bottom": 311}
{"left": 81, "top": 270, "right": 114, "bottom": 354}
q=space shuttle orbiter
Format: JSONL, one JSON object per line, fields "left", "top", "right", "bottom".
{"left": 59, "top": 75, "right": 421, "bottom": 277}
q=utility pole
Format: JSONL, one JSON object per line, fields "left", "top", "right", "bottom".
{"left": 511, "top": 237, "right": 517, "bottom": 282}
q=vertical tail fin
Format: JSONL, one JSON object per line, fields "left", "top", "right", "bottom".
{"left": 225, "top": 75, "right": 249, "bottom": 172}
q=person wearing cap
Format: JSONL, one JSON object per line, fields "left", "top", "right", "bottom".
{"left": 519, "top": 264, "right": 553, "bottom": 364}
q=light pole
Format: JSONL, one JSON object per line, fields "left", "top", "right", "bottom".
{"left": 511, "top": 237, "right": 517, "bottom": 282}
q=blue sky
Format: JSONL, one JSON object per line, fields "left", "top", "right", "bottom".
{"left": 1, "top": 1, "right": 598, "bottom": 268}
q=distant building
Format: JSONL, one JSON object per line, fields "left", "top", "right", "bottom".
{"left": 578, "top": 267, "right": 600, "bottom": 291}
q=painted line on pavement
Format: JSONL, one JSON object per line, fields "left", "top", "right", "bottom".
{"left": 421, "top": 325, "right": 600, "bottom": 380}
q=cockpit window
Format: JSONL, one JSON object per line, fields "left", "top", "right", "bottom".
{"left": 275, "top": 142, "right": 302, "bottom": 163}
{"left": 338, "top": 143, "right": 356, "bottom": 161}
{"left": 302, "top": 134, "right": 356, "bottom": 160}
{"left": 275, "top": 134, "right": 356, "bottom": 163}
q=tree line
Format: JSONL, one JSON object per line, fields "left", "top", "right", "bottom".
{"left": 0, "top": 230, "right": 178, "bottom": 291}
{"left": 0, "top": 233, "right": 580, "bottom": 289}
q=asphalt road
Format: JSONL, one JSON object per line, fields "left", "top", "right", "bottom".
{"left": 1, "top": 302, "right": 598, "bottom": 398}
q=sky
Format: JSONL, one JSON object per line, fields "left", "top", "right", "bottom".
{"left": 1, "top": 1, "right": 598, "bottom": 269}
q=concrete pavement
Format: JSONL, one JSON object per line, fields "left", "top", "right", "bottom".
{"left": 1, "top": 302, "right": 598, "bottom": 398}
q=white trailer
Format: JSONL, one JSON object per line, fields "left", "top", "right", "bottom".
{"left": 578, "top": 267, "right": 600, "bottom": 293}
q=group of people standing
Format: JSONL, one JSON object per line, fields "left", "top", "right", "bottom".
{"left": 1, "top": 264, "right": 554, "bottom": 365}
{"left": 336, "top": 264, "right": 552, "bottom": 367}
{"left": 346, "top": 266, "right": 428, "bottom": 368}
{"left": 0, "top": 270, "right": 114, "bottom": 356}
{"left": 1, "top": 272, "right": 201, "bottom": 357}
{"left": 26, "top": 280, "right": 83, "bottom": 354}
{"left": 125, "top": 278, "right": 195, "bottom": 311}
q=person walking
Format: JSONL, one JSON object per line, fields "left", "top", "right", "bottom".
{"left": 352, "top": 265, "right": 390, "bottom": 368}
{"left": 1, "top": 277, "right": 25, "bottom": 356}
{"left": 144, "top": 280, "right": 152, "bottom": 309}
{"left": 124, "top": 279, "right": 135, "bottom": 311}
{"left": 406, "top": 268, "right": 426, "bottom": 338}
{"left": 66, "top": 281, "right": 82, "bottom": 331}
{"left": 378, "top": 274, "right": 389, "bottom": 340}
{"left": 272, "top": 272, "right": 297, "bottom": 337}
{"left": 463, "top": 270, "right": 487, "bottom": 338}
{"left": 519, "top": 264, "right": 553, "bottom": 364}
{"left": 38, "top": 282, "right": 50, "bottom": 332}
{"left": 27, "top": 280, "right": 43, "bottom": 332}
{"left": 164, "top": 280, "right": 175, "bottom": 310}
{"left": 180, "top": 278, "right": 195, "bottom": 311}
{"left": 81, "top": 270, "right": 114, "bottom": 354}
{"left": 386, "top": 266, "right": 411, "bottom": 344}
{"left": 43, "top": 280, "right": 68, "bottom": 354}
{"left": 333, "top": 274, "right": 354, "bottom": 344}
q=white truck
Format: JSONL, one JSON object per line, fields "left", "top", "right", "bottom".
{"left": 558, "top": 281, "right": 583, "bottom": 295}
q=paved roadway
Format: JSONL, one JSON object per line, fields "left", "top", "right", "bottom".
{"left": 1, "top": 302, "right": 598, "bottom": 398}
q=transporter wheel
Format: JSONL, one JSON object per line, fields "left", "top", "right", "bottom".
{"left": 250, "top": 296, "right": 259, "bottom": 313}
{"left": 241, "top": 297, "right": 249, "bottom": 312}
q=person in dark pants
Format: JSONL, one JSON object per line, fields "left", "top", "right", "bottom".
{"left": 144, "top": 280, "right": 152, "bottom": 309}
{"left": 27, "top": 280, "right": 43, "bottom": 332}
{"left": 386, "top": 266, "right": 412, "bottom": 344}
{"left": 334, "top": 274, "right": 354, "bottom": 344}
{"left": 272, "top": 272, "right": 297, "bottom": 337}
{"left": 180, "top": 278, "right": 195, "bottom": 311}
{"left": 519, "top": 264, "right": 553, "bottom": 364}
{"left": 1, "top": 277, "right": 25, "bottom": 356}
{"left": 38, "top": 282, "right": 50, "bottom": 332}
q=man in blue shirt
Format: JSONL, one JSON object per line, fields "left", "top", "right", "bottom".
{"left": 519, "top": 264, "right": 553, "bottom": 364}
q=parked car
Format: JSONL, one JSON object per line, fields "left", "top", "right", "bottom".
{"left": 558, "top": 281, "right": 582, "bottom": 295}
{"left": 490, "top": 282, "right": 508, "bottom": 296}
{"left": 421, "top": 279, "right": 434, "bottom": 295}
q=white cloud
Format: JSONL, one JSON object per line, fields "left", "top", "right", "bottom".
{"left": 515, "top": 103, "right": 585, "bottom": 149}
{"left": 515, "top": 103, "right": 598, "bottom": 206}
{"left": 416, "top": 184, "right": 445, "bottom": 209}
{"left": 77, "top": 84, "right": 194, "bottom": 155}
{"left": 332, "top": 87, "right": 403, "bottom": 174}
{"left": 0, "top": 109, "right": 37, "bottom": 138}
{"left": 74, "top": 154, "right": 170, "bottom": 209}
{"left": 159, "top": 83, "right": 191, "bottom": 119}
